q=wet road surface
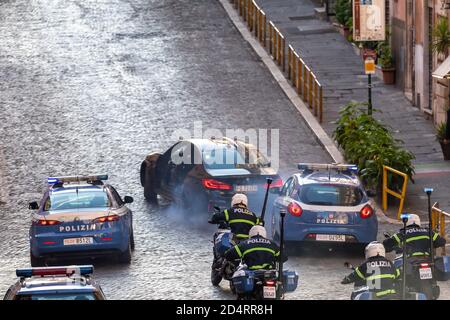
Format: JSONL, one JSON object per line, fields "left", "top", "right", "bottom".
{"left": 0, "top": 0, "right": 449, "bottom": 300}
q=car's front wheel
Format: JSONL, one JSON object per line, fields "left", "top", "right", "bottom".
{"left": 141, "top": 161, "right": 157, "bottom": 203}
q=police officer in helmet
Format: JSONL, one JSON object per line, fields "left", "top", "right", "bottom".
{"left": 383, "top": 214, "right": 446, "bottom": 259}
{"left": 210, "top": 193, "right": 261, "bottom": 241}
{"left": 342, "top": 241, "right": 400, "bottom": 300}
{"left": 224, "top": 225, "right": 284, "bottom": 271}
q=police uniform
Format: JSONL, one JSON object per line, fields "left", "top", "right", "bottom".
{"left": 343, "top": 256, "right": 400, "bottom": 299}
{"left": 224, "top": 235, "right": 280, "bottom": 270}
{"left": 210, "top": 205, "right": 260, "bottom": 240}
{"left": 383, "top": 224, "right": 446, "bottom": 258}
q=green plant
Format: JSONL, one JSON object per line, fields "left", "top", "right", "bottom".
{"left": 346, "top": 17, "right": 353, "bottom": 41}
{"left": 436, "top": 122, "right": 448, "bottom": 142}
{"left": 377, "top": 41, "right": 394, "bottom": 69}
{"left": 335, "top": 0, "right": 352, "bottom": 26}
{"left": 432, "top": 18, "right": 450, "bottom": 54}
{"left": 333, "top": 102, "right": 415, "bottom": 191}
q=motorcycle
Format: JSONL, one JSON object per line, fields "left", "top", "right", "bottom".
{"left": 209, "top": 207, "right": 238, "bottom": 289}
{"left": 383, "top": 231, "right": 438, "bottom": 300}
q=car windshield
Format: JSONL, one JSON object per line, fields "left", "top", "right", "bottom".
{"left": 202, "top": 145, "right": 270, "bottom": 170}
{"left": 298, "top": 184, "right": 363, "bottom": 206}
{"left": 16, "top": 293, "right": 96, "bottom": 300}
{"left": 44, "top": 188, "right": 110, "bottom": 211}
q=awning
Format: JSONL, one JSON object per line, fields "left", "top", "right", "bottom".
{"left": 432, "top": 55, "right": 450, "bottom": 79}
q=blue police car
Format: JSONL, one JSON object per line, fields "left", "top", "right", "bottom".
{"left": 3, "top": 265, "right": 107, "bottom": 300}
{"left": 28, "top": 175, "right": 134, "bottom": 266}
{"left": 270, "top": 163, "right": 377, "bottom": 248}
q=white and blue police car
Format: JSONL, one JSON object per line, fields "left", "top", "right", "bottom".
{"left": 3, "top": 265, "right": 106, "bottom": 300}
{"left": 270, "top": 163, "right": 378, "bottom": 249}
{"left": 28, "top": 175, "right": 134, "bottom": 266}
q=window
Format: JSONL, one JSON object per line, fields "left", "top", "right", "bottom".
{"left": 202, "top": 144, "right": 270, "bottom": 170}
{"left": 297, "top": 184, "right": 363, "bottom": 206}
{"left": 281, "top": 178, "right": 294, "bottom": 196}
{"left": 44, "top": 188, "right": 110, "bottom": 211}
{"left": 16, "top": 293, "right": 96, "bottom": 300}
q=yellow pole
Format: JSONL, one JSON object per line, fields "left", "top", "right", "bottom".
{"left": 382, "top": 166, "right": 388, "bottom": 212}
{"left": 319, "top": 85, "right": 323, "bottom": 123}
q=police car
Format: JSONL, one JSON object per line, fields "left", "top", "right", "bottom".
{"left": 29, "top": 175, "right": 134, "bottom": 266}
{"left": 3, "top": 265, "right": 106, "bottom": 300}
{"left": 270, "top": 163, "right": 378, "bottom": 248}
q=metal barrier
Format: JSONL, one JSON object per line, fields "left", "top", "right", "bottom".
{"left": 230, "top": 0, "right": 324, "bottom": 122}
{"left": 432, "top": 202, "right": 450, "bottom": 255}
{"left": 382, "top": 165, "right": 409, "bottom": 220}
{"left": 288, "top": 46, "right": 323, "bottom": 122}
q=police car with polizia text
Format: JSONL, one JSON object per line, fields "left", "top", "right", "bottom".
{"left": 28, "top": 175, "right": 134, "bottom": 266}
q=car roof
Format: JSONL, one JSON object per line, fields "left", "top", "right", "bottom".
{"left": 295, "top": 171, "right": 361, "bottom": 187}
{"left": 17, "top": 276, "right": 96, "bottom": 295}
{"left": 183, "top": 138, "right": 251, "bottom": 151}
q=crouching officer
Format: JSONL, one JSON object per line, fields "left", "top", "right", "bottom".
{"left": 383, "top": 214, "right": 446, "bottom": 259}
{"left": 224, "top": 225, "right": 284, "bottom": 270}
{"left": 342, "top": 242, "right": 400, "bottom": 300}
{"left": 210, "top": 193, "right": 261, "bottom": 241}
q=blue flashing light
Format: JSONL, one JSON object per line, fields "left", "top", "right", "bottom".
{"left": 424, "top": 188, "right": 434, "bottom": 193}
{"left": 400, "top": 213, "right": 411, "bottom": 220}
{"left": 47, "top": 177, "right": 60, "bottom": 185}
{"left": 16, "top": 265, "right": 94, "bottom": 278}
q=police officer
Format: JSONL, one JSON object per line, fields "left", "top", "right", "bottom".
{"left": 224, "top": 225, "right": 281, "bottom": 271}
{"left": 210, "top": 194, "right": 261, "bottom": 241}
{"left": 341, "top": 242, "right": 400, "bottom": 299}
{"left": 383, "top": 214, "right": 446, "bottom": 259}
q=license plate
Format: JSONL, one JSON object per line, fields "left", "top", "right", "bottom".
{"left": 419, "top": 267, "right": 433, "bottom": 280}
{"left": 316, "top": 234, "right": 346, "bottom": 242}
{"left": 235, "top": 185, "right": 258, "bottom": 192}
{"left": 63, "top": 237, "right": 94, "bottom": 246}
{"left": 263, "top": 286, "right": 276, "bottom": 299}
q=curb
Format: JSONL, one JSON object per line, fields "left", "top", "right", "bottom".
{"left": 218, "top": 0, "right": 399, "bottom": 225}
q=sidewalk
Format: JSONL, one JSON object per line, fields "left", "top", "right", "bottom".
{"left": 249, "top": 0, "right": 450, "bottom": 218}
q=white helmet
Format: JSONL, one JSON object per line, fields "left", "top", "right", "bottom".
{"left": 249, "top": 225, "right": 267, "bottom": 238}
{"left": 231, "top": 193, "right": 248, "bottom": 207}
{"left": 365, "top": 241, "right": 386, "bottom": 259}
{"left": 406, "top": 214, "right": 421, "bottom": 227}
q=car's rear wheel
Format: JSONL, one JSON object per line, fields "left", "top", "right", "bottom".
{"left": 141, "top": 161, "right": 157, "bottom": 203}
{"left": 30, "top": 251, "right": 45, "bottom": 267}
{"left": 118, "top": 240, "right": 132, "bottom": 264}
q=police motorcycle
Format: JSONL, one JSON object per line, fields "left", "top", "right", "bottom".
{"left": 209, "top": 207, "right": 237, "bottom": 288}
{"left": 383, "top": 209, "right": 450, "bottom": 300}
{"left": 231, "top": 212, "right": 298, "bottom": 300}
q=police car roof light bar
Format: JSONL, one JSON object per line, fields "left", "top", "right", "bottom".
{"left": 47, "top": 175, "right": 108, "bottom": 186}
{"left": 16, "top": 265, "right": 94, "bottom": 278}
{"left": 297, "top": 163, "right": 358, "bottom": 174}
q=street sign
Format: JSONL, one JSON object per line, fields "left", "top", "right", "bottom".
{"left": 353, "top": 0, "right": 386, "bottom": 42}
{"left": 365, "top": 57, "right": 376, "bottom": 75}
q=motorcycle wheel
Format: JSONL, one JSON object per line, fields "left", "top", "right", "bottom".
{"left": 211, "top": 264, "right": 222, "bottom": 286}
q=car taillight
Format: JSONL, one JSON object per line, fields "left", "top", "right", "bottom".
{"left": 420, "top": 263, "right": 430, "bottom": 268}
{"left": 265, "top": 178, "right": 283, "bottom": 189}
{"left": 265, "top": 280, "right": 276, "bottom": 286}
{"left": 33, "top": 220, "right": 62, "bottom": 226}
{"left": 359, "top": 205, "right": 373, "bottom": 219}
{"left": 202, "top": 179, "right": 232, "bottom": 190}
{"left": 288, "top": 202, "right": 303, "bottom": 217}
{"left": 94, "top": 215, "right": 120, "bottom": 223}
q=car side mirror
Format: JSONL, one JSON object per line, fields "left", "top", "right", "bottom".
{"left": 124, "top": 196, "right": 134, "bottom": 204}
{"left": 29, "top": 202, "right": 39, "bottom": 210}
{"left": 366, "top": 190, "right": 376, "bottom": 198}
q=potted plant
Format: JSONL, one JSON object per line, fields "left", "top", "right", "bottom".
{"left": 436, "top": 115, "right": 450, "bottom": 161}
{"left": 377, "top": 41, "right": 395, "bottom": 84}
{"left": 431, "top": 18, "right": 450, "bottom": 60}
{"left": 334, "top": 0, "right": 352, "bottom": 39}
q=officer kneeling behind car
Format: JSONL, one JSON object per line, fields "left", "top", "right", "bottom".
{"left": 224, "top": 226, "right": 285, "bottom": 271}
{"left": 342, "top": 242, "right": 400, "bottom": 299}
{"left": 210, "top": 194, "right": 261, "bottom": 242}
